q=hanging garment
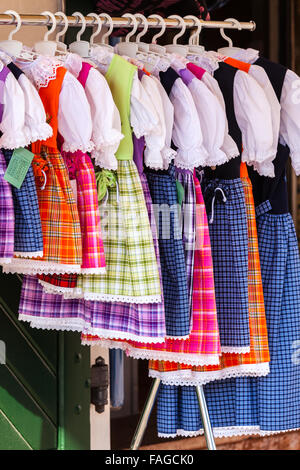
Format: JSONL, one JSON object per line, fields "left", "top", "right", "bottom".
{"left": 4, "top": 65, "right": 82, "bottom": 275}
{"left": 79, "top": 134, "right": 166, "bottom": 343}
{"left": 116, "top": 170, "right": 221, "bottom": 366}
{"left": 38, "top": 62, "right": 106, "bottom": 294}
{"left": 0, "top": 65, "right": 43, "bottom": 259}
{"left": 0, "top": 150, "right": 14, "bottom": 264}
{"left": 77, "top": 54, "right": 161, "bottom": 304}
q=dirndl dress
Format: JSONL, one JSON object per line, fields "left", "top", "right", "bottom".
{"left": 80, "top": 135, "right": 166, "bottom": 343}
{"left": 0, "top": 150, "right": 14, "bottom": 264}
{"left": 4, "top": 66, "right": 82, "bottom": 275}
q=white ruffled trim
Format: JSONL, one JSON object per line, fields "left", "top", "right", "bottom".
{"left": 19, "top": 315, "right": 87, "bottom": 332}
{"left": 3, "top": 259, "right": 81, "bottom": 275}
{"left": 0, "top": 129, "right": 31, "bottom": 150}
{"left": 27, "top": 122, "right": 53, "bottom": 145}
{"left": 0, "top": 257, "right": 12, "bottom": 265}
{"left": 14, "top": 251, "right": 43, "bottom": 258}
{"left": 144, "top": 148, "right": 164, "bottom": 171}
{"left": 204, "top": 148, "right": 230, "bottom": 168}
{"left": 159, "top": 426, "right": 300, "bottom": 440}
{"left": 92, "top": 148, "right": 118, "bottom": 170}
{"left": 162, "top": 146, "right": 176, "bottom": 170}
{"left": 83, "top": 292, "right": 162, "bottom": 304}
{"left": 80, "top": 267, "right": 106, "bottom": 275}
{"left": 81, "top": 337, "right": 220, "bottom": 366}
{"left": 165, "top": 334, "right": 191, "bottom": 341}
{"left": 149, "top": 362, "right": 270, "bottom": 386}
{"left": 291, "top": 150, "right": 300, "bottom": 176}
{"left": 253, "top": 160, "right": 275, "bottom": 178}
{"left": 221, "top": 346, "right": 250, "bottom": 354}
{"left": 174, "top": 146, "right": 208, "bottom": 171}
{"left": 92, "top": 130, "right": 124, "bottom": 152}
{"left": 82, "top": 326, "right": 166, "bottom": 344}
{"left": 62, "top": 141, "right": 95, "bottom": 154}
{"left": 242, "top": 149, "right": 275, "bottom": 165}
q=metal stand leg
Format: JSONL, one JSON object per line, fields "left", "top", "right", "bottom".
{"left": 130, "top": 378, "right": 161, "bottom": 450}
{"left": 196, "top": 385, "right": 216, "bottom": 450}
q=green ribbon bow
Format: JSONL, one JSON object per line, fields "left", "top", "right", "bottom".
{"left": 95, "top": 169, "right": 117, "bottom": 203}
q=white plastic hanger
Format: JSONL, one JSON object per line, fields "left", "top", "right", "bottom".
{"left": 115, "top": 14, "right": 139, "bottom": 58}
{"left": 0, "top": 10, "right": 23, "bottom": 56}
{"left": 34, "top": 11, "right": 58, "bottom": 56}
{"left": 135, "top": 13, "right": 149, "bottom": 53}
{"left": 55, "top": 11, "right": 68, "bottom": 53}
{"left": 148, "top": 14, "right": 167, "bottom": 56}
{"left": 69, "top": 12, "right": 90, "bottom": 57}
{"left": 184, "top": 15, "right": 205, "bottom": 54}
{"left": 87, "top": 13, "right": 102, "bottom": 47}
{"left": 218, "top": 18, "right": 243, "bottom": 56}
{"left": 165, "top": 15, "right": 188, "bottom": 57}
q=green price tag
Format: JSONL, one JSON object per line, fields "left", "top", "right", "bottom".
{"left": 4, "top": 148, "right": 34, "bottom": 189}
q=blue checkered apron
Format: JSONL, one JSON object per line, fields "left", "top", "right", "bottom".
{"left": 146, "top": 170, "right": 190, "bottom": 338}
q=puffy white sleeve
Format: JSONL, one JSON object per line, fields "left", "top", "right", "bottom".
{"left": 58, "top": 71, "right": 94, "bottom": 153}
{"left": 233, "top": 70, "right": 274, "bottom": 175}
{"left": 140, "top": 75, "right": 166, "bottom": 170}
{"left": 17, "top": 73, "right": 53, "bottom": 144}
{"left": 201, "top": 72, "right": 239, "bottom": 162}
{"left": 152, "top": 76, "right": 176, "bottom": 170}
{"left": 279, "top": 69, "right": 300, "bottom": 175}
{"left": 170, "top": 78, "right": 208, "bottom": 170}
{"left": 0, "top": 72, "right": 30, "bottom": 149}
{"left": 188, "top": 77, "right": 228, "bottom": 166}
{"left": 130, "top": 72, "right": 159, "bottom": 139}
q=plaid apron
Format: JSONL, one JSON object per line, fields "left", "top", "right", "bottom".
{"left": 105, "top": 172, "right": 220, "bottom": 364}
{"left": 151, "top": 165, "right": 269, "bottom": 386}
{"left": 77, "top": 160, "right": 161, "bottom": 304}
{"left": 0, "top": 151, "right": 14, "bottom": 264}
{"left": 4, "top": 145, "right": 82, "bottom": 274}
{"left": 81, "top": 170, "right": 166, "bottom": 343}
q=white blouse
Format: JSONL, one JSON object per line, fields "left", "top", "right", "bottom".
{"left": 152, "top": 76, "right": 176, "bottom": 170}
{"left": 16, "top": 56, "right": 94, "bottom": 154}
{"left": 90, "top": 47, "right": 160, "bottom": 144}
{"left": 0, "top": 62, "right": 29, "bottom": 149}
{"left": 221, "top": 48, "right": 300, "bottom": 176}
{"left": 140, "top": 74, "right": 166, "bottom": 170}
{"left": 172, "top": 58, "right": 229, "bottom": 167}
{"left": 187, "top": 53, "right": 274, "bottom": 175}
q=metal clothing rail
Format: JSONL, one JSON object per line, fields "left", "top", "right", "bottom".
{"left": 0, "top": 13, "right": 256, "bottom": 31}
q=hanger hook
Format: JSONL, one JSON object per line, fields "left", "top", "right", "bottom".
{"left": 148, "top": 14, "right": 166, "bottom": 44}
{"left": 55, "top": 11, "right": 69, "bottom": 42}
{"left": 72, "top": 11, "right": 87, "bottom": 41}
{"left": 41, "top": 11, "right": 57, "bottom": 41}
{"left": 4, "top": 10, "right": 21, "bottom": 40}
{"left": 184, "top": 15, "right": 202, "bottom": 46}
{"left": 220, "top": 17, "right": 242, "bottom": 48}
{"left": 167, "top": 15, "right": 186, "bottom": 44}
{"left": 99, "top": 13, "right": 114, "bottom": 44}
{"left": 134, "top": 13, "right": 148, "bottom": 43}
{"left": 87, "top": 13, "right": 102, "bottom": 45}
{"left": 122, "top": 13, "right": 138, "bottom": 42}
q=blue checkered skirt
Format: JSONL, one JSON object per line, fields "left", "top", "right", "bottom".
{"left": 157, "top": 206, "right": 300, "bottom": 438}
{"left": 202, "top": 177, "right": 249, "bottom": 350}
{"left": 2, "top": 149, "right": 43, "bottom": 257}
{"left": 146, "top": 170, "right": 190, "bottom": 338}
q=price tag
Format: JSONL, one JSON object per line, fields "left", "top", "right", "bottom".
{"left": 4, "top": 148, "right": 34, "bottom": 189}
